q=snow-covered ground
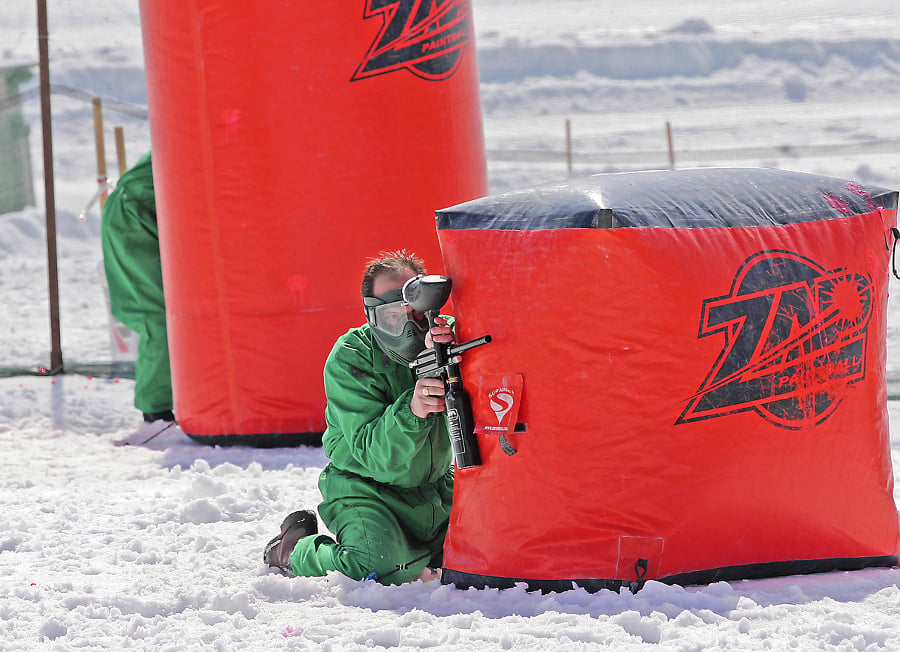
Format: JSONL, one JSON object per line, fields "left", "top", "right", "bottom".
{"left": 2, "top": 0, "right": 900, "bottom": 649}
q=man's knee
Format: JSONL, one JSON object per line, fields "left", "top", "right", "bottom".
{"left": 288, "top": 534, "right": 378, "bottom": 581}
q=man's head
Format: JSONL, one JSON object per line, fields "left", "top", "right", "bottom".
{"left": 361, "top": 250, "right": 429, "bottom": 365}
{"left": 361, "top": 250, "right": 426, "bottom": 298}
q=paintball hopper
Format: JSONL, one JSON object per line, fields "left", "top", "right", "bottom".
{"left": 402, "top": 275, "right": 452, "bottom": 316}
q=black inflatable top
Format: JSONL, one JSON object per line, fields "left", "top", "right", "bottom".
{"left": 436, "top": 168, "right": 899, "bottom": 230}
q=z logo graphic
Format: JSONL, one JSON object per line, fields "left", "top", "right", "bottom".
{"left": 352, "top": 0, "right": 472, "bottom": 81}
{"left": 678, "top": 250, "right": 872, "bottom": 429}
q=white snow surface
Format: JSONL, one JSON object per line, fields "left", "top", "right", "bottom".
{"left": 3, "top": 0, "right": 900, "bottom": 649}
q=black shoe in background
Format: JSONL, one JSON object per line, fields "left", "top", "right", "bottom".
{"left": 143, "top": 410, "right": 176, "bottom": 423}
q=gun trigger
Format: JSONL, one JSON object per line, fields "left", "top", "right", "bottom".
{"left": 414, "top": 363, "right": 442, "bottom": 376}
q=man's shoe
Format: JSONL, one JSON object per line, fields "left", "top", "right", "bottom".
{"left": 263, "top": 510, "right": 318, "bottom": 574}
{"left": 143, "top": 410, "right": 175, "bottom": 423}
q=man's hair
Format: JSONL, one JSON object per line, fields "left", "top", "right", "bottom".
{"left": 361, "top": 249, "right": 427, "bottom": 297}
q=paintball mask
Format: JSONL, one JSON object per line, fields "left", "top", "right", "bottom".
{"left": 364, "top": 287, "right": 428, "bottom": 365}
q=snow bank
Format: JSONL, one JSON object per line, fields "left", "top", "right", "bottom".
{"left": 477, "top": 36, "right": 900, "bottom": 82}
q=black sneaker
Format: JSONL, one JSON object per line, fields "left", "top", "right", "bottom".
{"left": 143, "top": 410, "right": 175, "bottom": 423}
{"left": 263, "top": 510, "right": 318, "bottom": 574}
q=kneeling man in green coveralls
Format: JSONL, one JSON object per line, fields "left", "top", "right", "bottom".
{"left": 264, "top": 250, "right": 455, "bottom": 584}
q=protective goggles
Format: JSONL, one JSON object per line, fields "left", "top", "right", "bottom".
{"left": 364, "top": 289, "right": 428, "bottom": 336}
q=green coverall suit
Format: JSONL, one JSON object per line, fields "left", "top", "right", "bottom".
{"left": 100, "top": 152, "right": 173, "bottom": 416}
{"left": 289, "top": 323, "right": 455, "bottom": 584}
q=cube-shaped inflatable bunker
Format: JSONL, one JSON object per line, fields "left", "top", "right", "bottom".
{"left": 436, "top": 168, "right": 900, "bottom": 592}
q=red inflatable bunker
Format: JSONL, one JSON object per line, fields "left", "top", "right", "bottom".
{"left": 138, "top": 1, "right": 487, "bottom": 444}
{"left": 436, "top": 168, "right": 900, "bottom": 591}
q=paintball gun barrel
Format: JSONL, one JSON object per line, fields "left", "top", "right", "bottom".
{"left": 403, "top": 275, "right": 491, "bottom": 469}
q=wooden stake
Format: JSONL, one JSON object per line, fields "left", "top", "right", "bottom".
{"left": 37, "top": 0, "right": 63, "bottom": 373}
{"left": 92, "top": 97, "right": 109, "bottom": 207}
{"left": 114, "top": 126, "right": 127, "bottom": 175}
{"left": 666, "top": 120, "right": 675, "bottom": 170}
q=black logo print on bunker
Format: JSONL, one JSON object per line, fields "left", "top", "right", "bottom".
{"left": 679, "top": 250, "right": 872, "bottom": 429}
{"left": 353, "top": 0, "right": 473, "bottom": 81}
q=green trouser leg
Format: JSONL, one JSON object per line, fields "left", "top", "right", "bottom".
{"left": 290, "top": 467, "right": 453, "bottom": 585}
{"left": 131, "top": 312, "right": 173, "bottom": 414}
{"left": 101, "top": 182, "right": 172, "bottom": 415}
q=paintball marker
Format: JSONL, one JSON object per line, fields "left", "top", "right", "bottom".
{"left": 403, "top": 275, "right": 491, "bottom": 469}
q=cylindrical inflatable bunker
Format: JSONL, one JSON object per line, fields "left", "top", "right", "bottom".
{"left": 436, "top": 168, "right": 900, "bottom": 591}
{"left": 138, "top": 1, "right": 487, "bottom": 444}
